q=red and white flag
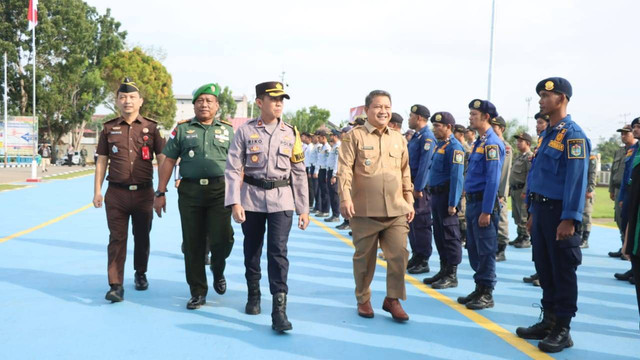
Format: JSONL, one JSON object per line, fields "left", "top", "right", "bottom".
{"left": 28, "top": 0, "right": 38, "bottom": 30}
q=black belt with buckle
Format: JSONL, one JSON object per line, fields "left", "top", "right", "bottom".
{"left": 427, "top": 184, "right": 449, "bottom": 195}
{"left": 243, "top": 175, "right": 290, "bottom": 190}
{"left": 182, "top": 176, "right": 224, "bottom": 186}
{"left": 465, "top": 192, "right": 484, "bottom": 202}
{"left": 510, "top": 183, "right": 525, "bottom": 191}
{"left": 529, "top": 192, "right": 561, "bottom": 204}
{"left": 109, "top": 181, "right": 152, "bottom": 191}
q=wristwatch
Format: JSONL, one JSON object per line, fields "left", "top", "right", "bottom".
{"left": 154, "top": 190, "right": 166, "bottom": 197}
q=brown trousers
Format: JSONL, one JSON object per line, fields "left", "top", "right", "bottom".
{"left": 104, "top": 185, "right": 154, "bottom": 285}
{"left": 350, "top": 215, "right": 409, "bottom": 304}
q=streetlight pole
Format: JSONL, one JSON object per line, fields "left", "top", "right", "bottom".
{"left": 487, "top": 0, "right": 496, "bottom": 100}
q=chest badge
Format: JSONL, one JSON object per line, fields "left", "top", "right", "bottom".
{"left": 187, "top": 130, "right": 196, "bottom": 134}
{"left": 250, "top": 145, "right": 260, "bottom": 152}
{"left": 143, "top": 128, "right": 149, "bottom": 134}
{"left": 250, "top": 133, "right": 260, "bottom": 139}
{"left": 251, "top": 154, "right": 259, "bottom": 163}
{"left": 143, "top": 135, "right": 149, "bottom": 141}
{"left": 188, "top": 149, "right": 195, "bottom": 158}
{"left": 112, "top": 145, "right": 118, "bottom": 154}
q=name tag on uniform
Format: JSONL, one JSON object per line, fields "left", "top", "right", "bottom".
{"left": 548, "top": 140, "right": 564, "bottom": 151}
{"left": 362, "top": 146, "right": 374, "bottom": 150}
{"left": 475, "top": 146, "right": 484, "bottom": 154}
{"left": 437, "top": 149, "right": 445, "bottom": 154}
{"left": 110, "top": 131, "right": 122, "bottom": 135}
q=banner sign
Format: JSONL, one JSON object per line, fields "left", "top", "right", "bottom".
{"left": 0, "top": 116, "right": 37, "bottom": 156}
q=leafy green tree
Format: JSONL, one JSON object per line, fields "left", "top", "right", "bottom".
{"left": 596, "top": 135, "right": 621, "bottom": 164}
{"left": 217, "top": 86, "right": 237, "bottom": 120}
{"left": 0, "top": 0, "right": 126, "bottom": 160}
{"left": 503, "top": 118, "right": 530, "bottom": 154}
{"left": 247, "top": 101, "right": 260, "bottom": 119}
{"left": 286, "top": 105, "right": 330, "bottom": 133}
{"left": 101, "top": 47, "right": 176, "bottom": 129}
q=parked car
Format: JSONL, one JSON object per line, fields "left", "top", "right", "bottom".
{"left": 601, "top": 163, "right": 611, "bottom": 172}
{"left": 55, "top": 151, "right": 80, "bottom": 166}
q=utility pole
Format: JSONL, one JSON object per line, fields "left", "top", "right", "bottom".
{"left": 620, "top": 113, "right": 631, "bottom": 126}
{"left": 525, "top": 96, "right": 532, "bottom": 132}
{"left": 487, "top": 0, "right": 496, "bottom": 100}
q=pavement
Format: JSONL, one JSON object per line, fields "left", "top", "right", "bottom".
{"left": 0, "top": 164, "right": 94, "bottom": 184}
{"left": 0, "top": 173, "right": 638, "bottom": 360}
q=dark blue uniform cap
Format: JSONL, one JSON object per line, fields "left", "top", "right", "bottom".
{"left": 410, "top": 104, "right": 430, "bottom": 119}
{"left": 330, "top": 129, "right": 341, "bottom": 136}
{"left": 535, "top": 77, "right": 572, "bottom": 100}
{"left": 454, "top": 124, "right": 466, "bottom": 133}
{"left": 390, "top": 112, "right": 404, "bottom": 125}
{"left": 534, "top": 112, "right": 550, "bottom": 122}
{"left": 468, "top": 99, "right": 498, "bottom": 119}
{"left": 430, "top": 111, "right": 455, "bottom": 126}
{"left": 490, "top": 116, "right": 506, "bottom": 128}
{"left": 632, "top": 117, "right": 640, "bottom": 127}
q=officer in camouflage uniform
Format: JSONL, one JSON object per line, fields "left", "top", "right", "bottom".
{"left": 579, "top": 154, "right": 597, "bottom": 248}
{"left": 509, "top": 132, "right": 533, "bottom": 248}
{"left": 453, "top": 124, "right": 471, "bottom": 246}
{"left": 154, "top": 83, "right": 235, "bottom": 310}
{"left": 490, "top": 116, "right": 512, "bottom": 262}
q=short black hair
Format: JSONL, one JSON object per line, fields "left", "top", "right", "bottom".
{"left": 365, "top": 90, "right": 391, "bottom": 108}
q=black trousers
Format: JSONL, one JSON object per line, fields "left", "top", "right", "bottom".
{"left": 311, "top": 165, "right": 320, "bottom": 210}
{"left": 327, "top": 169, "right": 340, "bottom": 217}
{"left": 318, "top": 168, "right": 330, "bottom": 213}
{"left": 632, "top": 257, "right": 640, "bottom": 317}
{"left": 306, "top": 167, "right": 314, "bottom": 209}
{"left": 431, "top": 191, "right": 462, "bottom": 265}
{"left": 242, "top": 211, "right": 293, "bottom": 295}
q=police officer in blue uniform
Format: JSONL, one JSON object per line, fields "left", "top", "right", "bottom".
{"left": 422, "top": 112, "right": 464, "bottom": 289}
{"left": 406, "top": 104, "right": 436, "bottom": 274}
{"left": 516, "top": 77, "right": 590, "bottom": 353}
{"left": 456, "top": 99, "right": 504, "bottom": 310}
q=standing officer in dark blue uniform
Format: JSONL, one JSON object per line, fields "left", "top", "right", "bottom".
{"left": 457, "top": 99, "right": 504, "bottom": 310}
{"left": 422, "top": 112, "right": 464, "bottom": 289}
{"left": 516, "top": 77, "right": 590, "bottom": 353}
{"left": 406, "top": 104, "right": 436, "bottom": 274}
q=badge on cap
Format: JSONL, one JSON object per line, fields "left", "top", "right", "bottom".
{"left": 188, "top": 149, "right": 195, "bottom": 158}
{"left": 112, "top": 145, "right": 118, "bottom": 153}
{"left": 545, "top": 81, "right": 555, "bottom": 91}
{"left": 473, "top": 100, "right": 481, "bottom": 109}
{"left": 435, "top": 114, "right": 442, "bottom": 122}
{"left": 364, "top": 159, "right": 371, "bottom": 166}
{"left": 411, "top": 105, "right": 417, "bottom": 113}
{"left": 143, "top": 128, "right": 149, "bottom": 134}
{"left": 211, "top": 84, "right": 216, "bottom": 93}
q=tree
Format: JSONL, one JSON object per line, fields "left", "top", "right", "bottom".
{"left": 217, "top": 86, "right": 237, "bottom": 120}
{"left": 101, "top": 47, "right": 176, "bottom": 129}
{"left": 0, "top": 0, "right": 127, "bottom": 160}
{"left": 503, "top": 118, "right": 530, "bottom": 154}
{"left": 286, "top": 105, "right": 331, "bottom": 133}
{"left": 597, "top": 135, "right": 621, "bottom": 164}
{"left": 246, "top": 101, "right": 260, "bottom": 119}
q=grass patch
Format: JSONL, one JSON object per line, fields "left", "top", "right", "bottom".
{"left": 0, "top": 184, "right": 27, "bottom": 191}
{"left": 46, "top": 169, "right": 94, "bottom": 180}
{"left": 593, "top": 186, "right": 615, "bottom": 219}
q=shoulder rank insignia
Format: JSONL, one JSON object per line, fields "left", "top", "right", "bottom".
{"left": 485, "top": 144, "right": 499, "bottom": 161}
{"left": 453, "top": 150, "right": 464, "bottom": 164}
{"left": 567, "top": 139, "right": 586, "bottom": 159}
{"left": 220, "top": 118, "right": 232, "bottom": 126}
{"left": 177, "top": 119, "right": 191, "bottom": 125}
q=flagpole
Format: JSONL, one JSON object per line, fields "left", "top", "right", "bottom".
{"left": 3, "top": 52, "right": 7, "bottom": 166}
{"left": 30, "top": 1, "right": 38, "bottom": 180}
{"left": 487, "top": 0, "right": 496, "bottom": 101}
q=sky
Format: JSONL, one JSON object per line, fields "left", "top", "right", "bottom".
{"left": 86, "top": 0, "right": 639, "bottom": 144}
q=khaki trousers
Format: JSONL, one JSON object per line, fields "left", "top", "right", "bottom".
{"left": 351, "top": 215, "right": 409, "bottom": 304}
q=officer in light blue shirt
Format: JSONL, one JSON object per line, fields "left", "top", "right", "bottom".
{"left": 457, "top": 99, "right": 504, "bottom": 311}
{"left": 422, "top": 112, "right": 464, "bottom": 290}
{"left": 314, "top": 130, "right": 331, "bottom": 217}
{"left": 406, "top": 104, "right": 437, "bottom": 274}
{"left": 325, "top": 129, "right": 342, "bottom": 222}
{"left": 516, "top": 77, "right": 590, "bottom": 353}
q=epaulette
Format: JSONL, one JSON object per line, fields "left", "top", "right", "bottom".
{"left": 103, "top": 117, "right": 119, "bottom": 124}
{"left": 282, "top": 121, "right": 295, "bottom": 130}
{"left": 589, "top": 155, "right": 597, "bottom": 160}
{"left": 220, "top": 118, "right": 232, "bottom": 126}
{"left": 177, "top": 118, "right": 191, "bottom": 125}
{"left": 142, "top": 116, "right": 158, "bottom": 123}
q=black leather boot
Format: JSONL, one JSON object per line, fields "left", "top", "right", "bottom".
{"left": 457, "top": 284, "right": 480, "bottom": 304}
{"left": 495, "top": 243, "right": 506, "bottom": 262}
{"left": 465, "top": 285, "right": 494, "bottom": 310}
{"left": 538, "top": 317, "right": 573, "bottom": 353}
{"left": 580, "top": 231, "right": 590, "bottom": 248}
{"left": 271, "top": 293, "right": 292, "bottom": 332}
{"left": 245, "top": 280, "right": 261, "bottom": 315}
{"left": 423, "top": 261, "right": 445, "bottom": 285}
{"left": 105, "top": 284, "right": 124, "bottom": 302}
{"left": 516, "top": 308, "right": 556, "bottom": 339}
{"left": 432, "top": 265, "right": 458, "bottom": 289}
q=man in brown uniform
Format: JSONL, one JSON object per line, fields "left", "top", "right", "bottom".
{"left": 509, "top": 133, "right": 533, "bottom": 248}
{"left": 93, "top": 78, "right": 166, "bottom": 302}
{"left": 225, "top": 81, "right": 309, "bottom": 333}
{"left": 338, "top": 90, "right": 415, "bottom": 322}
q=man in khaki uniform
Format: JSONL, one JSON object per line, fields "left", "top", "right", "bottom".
{"left": 579, "top": 155, "right": 597, "bottom": 248}
{"left": 509, "top": 132, "right": 533, "bottom": 248}
{"left": 490, "top": 116, "right": 512, "bottom": 262}
{"left": 338, "top": 90, "right": 414, "bottom": 322}
{"left": 453, "top": 124, "right": 471, "bottom": 246}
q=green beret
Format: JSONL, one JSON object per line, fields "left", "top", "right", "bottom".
{"left": 192, "top": 83, "right": 221, "bottom": 104}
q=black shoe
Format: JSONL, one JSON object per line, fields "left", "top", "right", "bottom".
{"left": 105, "top": 284, "right": 124, "bottom": 302}
{"left": 614, "top": 270, "right": 633, "bottom": 281}
{"left": 408, "top": 259, "right": 430, "bottom": 274}
{"left": 538, "top": 320, "right": 573, "bottom": 353}
{"left": 508, "top": 236, "right": 521, "bottom": 246}
{"left": 324, "top": 216, "right": 340, "bottom": 222}
{"left": 316, "top": 212, "right": 330, "bottom": 218}
{"left": 213, "top": 274, "right": 227, "bottom": 295}
{"left": 579, "top": 239, "right": 589, "bottom": 249}
{"left": 495, "top": 251, "right": 506, "bottom": 262}
{"left": 457, "top": 285, "right": 480, "bottom": 305}
{"left": 432, "top": 265, "right": 458, "bottom": 289}
{"left": 423, "top": 261, "right": 445, "bottom": 285}
{"left": 348, "top": 231, "right": 352, "bottom": 236}
{"left": 245, "top": 280, "right": 261, "bottom": 315}
{"left": 134, "top": 272, "right": 148, "bottom": 291}
{"left": 608, "top": 248, "right": 622, "bottom": 257}
{"left": 336, "top": 221, "right": 350, "bottom": 230}
{"left": 516, "top": 309, "right": 556, "bottom": 340}
{"left": 514, "top": 239, "right": 531, "bottom": 248}
{"left": 186, "top": 295, "right": 206, "bottom": 310}
{"left": 630, "top": 276, "right": 636, "bottom": 285}
{"left": 523, "top": 273, "right": 538, "bottom": 283}
{"left": 271, "top": 293, "right": 292, "bottom": 332}
{"left": 407, "top": 254, "right": 420, "bottom": 270}
{"left": 532, "top": 279, "right": 541, "bottom": 287}
{"left": 465, "top": 285, "right": 494, "bottom": 310}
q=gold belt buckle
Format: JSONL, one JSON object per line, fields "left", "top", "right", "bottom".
{"left": 199, "top": 179, "right": 209, "bottom": 186}
{"left": 128, "top": 185, "right": 138, "bottom": 191}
